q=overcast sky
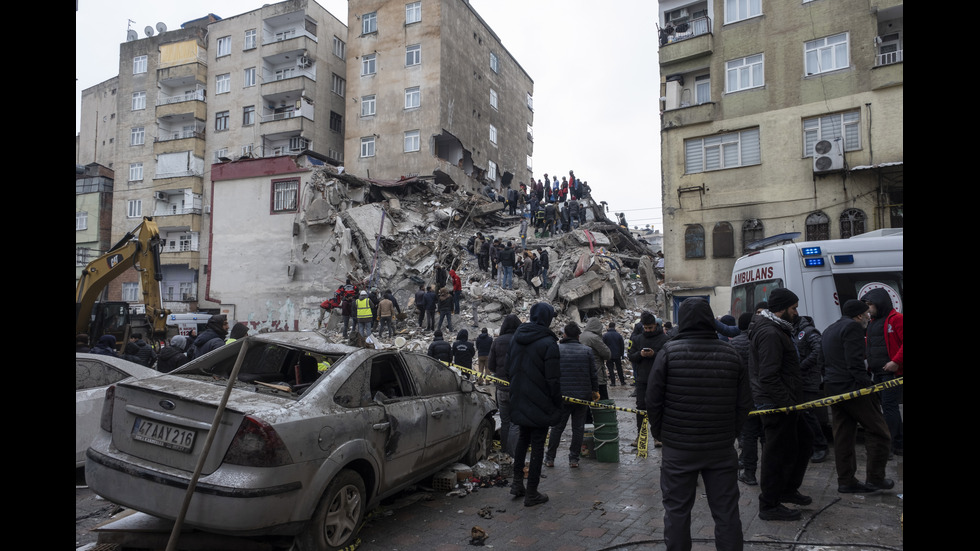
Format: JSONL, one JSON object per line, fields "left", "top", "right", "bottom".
{"left": 76, "top": 0, "right": 663, "bottom": 230}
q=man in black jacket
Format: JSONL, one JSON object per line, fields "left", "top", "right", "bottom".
{"left": 793, "top": 314, "right": 829, "bottom": 463}
{"left": 627, "top": 311, "right": 668, "bottom": 443}
{"left": 507, "top": 302, "right": 562, "bottom": 507}
{"left": 823, "top": 300, "right": 893, "bottom": 493}
{"left": 451, "top": 329, "right": 476, "bottom": 379}
{"left": 545, "top": 323, "right": 598, "bottom": 469}
{"left": 427, "top": 330, "right": 452, "bottom": 363}
{"left": 749, "top": 288, "right": 812, "bottom": 521}
{"left": 647, "top": 298, "right": 752, "bottom": 551}
{"left": 488, "top": 314, "right": 521, "bottom": 455}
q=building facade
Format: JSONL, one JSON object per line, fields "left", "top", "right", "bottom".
{"left": 657, "top": 0, "right": 903, "bottom": 319}
{"left": 344, "top": 0, "right": 534, "bottom": 193}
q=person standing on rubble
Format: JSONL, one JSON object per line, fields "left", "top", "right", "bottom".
{"left": 544, "top": 202, "right": 557, "bottom": 237}
{"left": 423, "top": 285, "right": 437, "bottom": 331}
{"left": 377, "top": 292, "right": 396, "bottom": 339}
{"left": 499, "top": 241, "right": 517, "bottom": 290}
{"left": 450, "top": 267, "right": 463, "bottom": 314}
{"left": 355, "top": 291, "right": 375, "bottom": 339}
{"left": 520, "top": 216, "right": 529, "bottom": 250}
{"left": 538, "top": 247, "right": 550, "bottom": 289}
{"left": 437, "top": 286, "right": 455, "bottom": 333}
{"left": 478, "top": 235, "right": 490, "bottom": 272}
{"left": 489, "top": 239, "right": 500, "bottom": 282}
{"left": 434, "top": 264, "right": 448, "bottom": 290}
{"left": 414, "top": 285, "right": 426, "bottom": 327}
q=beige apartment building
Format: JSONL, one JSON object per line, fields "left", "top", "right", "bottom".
{"left": 344, "top": 0, "right": 534, "bottom": 192}
{"left": 657, "top": 0, "right": 903, "bottom": 318}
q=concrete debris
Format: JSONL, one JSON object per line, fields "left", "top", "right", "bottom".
{"left": 298, "top": 164, "right": 664, "bottom": 341}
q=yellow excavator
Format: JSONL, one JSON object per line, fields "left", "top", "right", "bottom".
{"left": 76, "top": 217, "right": 171, "bottom": 348}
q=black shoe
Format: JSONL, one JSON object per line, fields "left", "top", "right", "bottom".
{"left": 865, "top": 479, "right": 895, "bottom": 491}
{"left": 524, "top": 491, "right": 549, "bottom": 507}
{"left": 510, "top": 481, "right": 526, "bottom": 497}
{"left": 810, "top": 449, "right": 828, "bottom": 463}
{"left": 838, "top": 481, "right": 874, "bottom": 493}
{"left": 738, "top": 470, "right": 758, "bottom": 486}
{"left": 780, "top": 491, "right": 812, "bottom": 506}
{"left": 759, "top": 505, "right": 801, "bottom": 521}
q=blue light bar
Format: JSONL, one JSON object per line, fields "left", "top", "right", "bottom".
{"left": 801, "top": 246, "right": 822, "bottom": 256}
{"left": 832, "top": 254, "right": 855, "bottom": 264}
{"left": 804, "top": 257, "right": 825, "bottom": 267}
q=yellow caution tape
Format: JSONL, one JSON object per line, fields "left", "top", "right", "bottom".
{"left": 750, "top": 377, "right": 903, "bottom": 416}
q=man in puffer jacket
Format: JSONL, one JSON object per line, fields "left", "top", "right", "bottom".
{"left": 580, "top": 318, "right": 612, "bottom": 399}
{"left": 544, "top": 322, "right": 597, "bottom": 469}
{"left": 157, "top": 335, "right": 190, "bottom": 373}
{"left": 488, "top": 314, "right": 521, "bottom": 455}
{"left": 646, "top": 297, "right": 752, "bottom": 551}
{"left": 862, "top": 287, "right": 903, "bottom": 457}
{"left": 507, "top": 303, "right": 562, "bottom": 507}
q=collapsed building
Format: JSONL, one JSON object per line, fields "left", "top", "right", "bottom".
{"left": 208, "top": 153, "right": 664, "bottom": 341}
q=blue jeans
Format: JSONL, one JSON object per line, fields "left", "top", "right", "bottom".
{"left": 540, "top": 267, "right": 549, "bottom": 288}
{"left": 502, "top": 266, "right": 514, "bottom": 289}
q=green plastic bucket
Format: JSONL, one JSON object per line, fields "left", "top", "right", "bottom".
{"left": 595, "top": 435, "right": 620, "bottom": 463}
{"left": 591, "top": 399, "right": 618, "bottom": 427}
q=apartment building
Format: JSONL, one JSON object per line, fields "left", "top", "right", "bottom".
{"left": 75, "top": 164, "right": 115, "bottom": 285}
{"left": 657, "top": 0, "right": 903, "bottom": 318}
{"left": 344, "top": 0, "right": 535, "bottom": 193}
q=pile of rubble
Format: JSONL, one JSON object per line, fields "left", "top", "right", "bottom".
{"left": 306, "top": 165, "right": 665, "bottom": 344}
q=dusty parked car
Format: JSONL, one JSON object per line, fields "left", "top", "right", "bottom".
{"left": 76, "top": 353, "right": 161, "bottom": 468}
{"left": 86, "top": 332, "right": 496, "bottom": 551}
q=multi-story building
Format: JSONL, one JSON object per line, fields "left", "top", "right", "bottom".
{"left": 657, "top": 0, "right": 903, "bottom": 319}
{"left": 75, "top": 164, "right": 115, "bottom": 285}
{"left": 344, "top": 0, "right": 535, "bottom": 193}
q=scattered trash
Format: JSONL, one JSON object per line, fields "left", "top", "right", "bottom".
{"left": 469, "top": 526, "right": 489, "bottom": 546}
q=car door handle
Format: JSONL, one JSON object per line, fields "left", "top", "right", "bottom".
{"left": 430, "top": 409, "right": 445, "bottom": 418}
{"left": 373, "top": 422, "right": 390, "bottom": 430}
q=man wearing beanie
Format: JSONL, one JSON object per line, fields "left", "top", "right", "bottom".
{"left": 748, "top": 288, "right": 812, "bottom": 521}
{"left": 822, "top": 299, "right": 893, "bottom": 493}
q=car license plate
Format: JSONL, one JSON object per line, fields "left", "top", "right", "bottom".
{"left": 132, "top": 417, "right": 196, "bottom": 453}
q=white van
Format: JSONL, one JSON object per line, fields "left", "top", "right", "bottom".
{"left": 730, "top": 229, "right": 903, "bottom": 332}
{"left": 165, "top": 313, "right": 213, "bottom": 338}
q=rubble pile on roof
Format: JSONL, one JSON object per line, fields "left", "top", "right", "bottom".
{"left": 303, "top": 164, "right": 664, "bottom": 345}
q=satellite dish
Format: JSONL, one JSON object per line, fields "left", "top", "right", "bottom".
{"left": 144, "top": 26, "right": 155, "bottom": 37}
{"left": 156, "top": 22, "right": 167, "bottom": 33}
{"left": 126, "top": 29, "right": 139, "bottom": 42}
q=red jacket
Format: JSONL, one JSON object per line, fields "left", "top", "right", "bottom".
{"left": 450, "top": 270, "right": 462, "bottom": 292}
{"left": 882, "top": 309, "right": 904, "bottom": 375}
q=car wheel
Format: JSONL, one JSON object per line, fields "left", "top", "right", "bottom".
{"left": 463, "top": 417, "right": 493, "bottom": 465}
{"left": 297, "top": 469, "right": 366, "bottom": 551}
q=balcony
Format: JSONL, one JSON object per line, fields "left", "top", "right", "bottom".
{"left": 876, "top": 48, "right": 903, "bottom": 67}
{"left": 659, "top": 17, "right": 713, "bottom": 66}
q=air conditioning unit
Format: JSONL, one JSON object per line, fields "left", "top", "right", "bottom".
{"left": 154, "top": 191, "right": 168, "bottom": 200}
{"left": 812, "top": 139, "right": 844, "bottom": 173}
{"left": 296, "top": 55, "right": 312, "bottom": 68}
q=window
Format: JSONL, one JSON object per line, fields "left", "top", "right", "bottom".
{"left": 490, "top": 51, "right": 499, "bottom": 73}
{"left": 742, "top": 219, "right": 764, "bottom": 253}
{"left": 244, "top": 67, "right": 256, "bottom": 87}
{"left": 272, "top": 179, "right": 299, "bottom": 213}
{"left": 726, "top": 54, "right": 763, "bottom": 92}
{"left": 724, "top": 0, "right": 761, "bottom": 24}
{"left": 490, "top": 88, "right": 498, "bottom": 110}
{"left": 684, "top": 128, "right": 760, "bottom": 174}
{"left": 216, "top": 73, "right": 230, "bottom": 94}
{"left": 275, "top": 29, "right": 296, "bottom": 42}
{"left": 489, "top": 124, "right": 497, "bottom": 145}
{"left": 275, "top": 67, "right": 295, "bottom": 81}
{"left": 129, "top": 162, "right": 143, "bottom": 182}
{"left": 360, "top": 136, "right": 376, "bottom": 158}
{"left": 805, "top": 212, "right": 830, "bottom": 241}
{"left": 406, "top": 2, "right": 421, "bottom": 24}
{"left": 839, "top": 209, "right": 866, "bottom": 239}
{"left": 406, "top": 44, "right": 421, "bottom": 66}
{"left": 131, "top": 91, "right": 146, "bottom": 111}
{"left": 527, "top": 155, "right": 533, "bottom": 172}
{"left": 217, "top": 36, "right": 231, "bottom": 57}
{"left": 805, "top": 33, "right": 849, "bottom": 75}
{"left": 362, "top": 11, "right": 377, "bottom": 34}
{"left": 333, "top": 36, "right": 346, "bottom": 59}
{"left": 695, "top": 75, "right": 711, "bottom": 104}
{"left": 803, "top": 110, "right": 860, "bottom": 157}
{"left": 122, "top": 282, "right": 140, "bottom": 302}
{"left": 527, "top": 92, "right": 533, "bottom": 111}
{"left": 404, "top": 130, "right": 420, "bottom": 152}
{"left": 331, "top": 73, "right": 346, "bottom": 97}
{"left": 76, "top": 211, "right": 88, "bottom": 231}
{"left": 215, "top": 110, "right": 229, "bottom": 131}
{"left": 243, "top": 105, "right": 255, "bottom": 126}
{"left": 214, "top": 148, "right": 228, "bottom": 162}
{"left": 133, "top": 55, "right": 147, "bottom": 74}
{"left": 685, "top": 225, "right": 705, "bottom": 258}
{"left": 405, "top": 86, "right": 420, "bottom": 109}
{"left": 361, "top": 94, "right": 376, "bottom": 116}
{"left": 713, "top": 222, "right": 735, "bottom": 258}
{"left": 128, "top": 199, "right": 143, "bottom": 218}
{"left": 361, "top": 53, "right": 376, "bottom": 76}
{"left": 330, "top": 111, "right": 343, "bottom": 132}
{"left": 289, "top": 136, "right": 309, "bottom": 151}
{"left": 487, "top": 160, "right": 497, "bottom": 181}
{"left": 244, "top": 29, "right": 257, "bottom": 50}
{"left": 130, "top": 127, "right": 145, "bottom": 146}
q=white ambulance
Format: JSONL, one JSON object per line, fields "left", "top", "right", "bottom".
{"left": 730, "top": 229, "right": 903, "bottom": 332}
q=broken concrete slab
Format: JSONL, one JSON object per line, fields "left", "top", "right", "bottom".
{"left": 558, "top": 271, "right": 605, "bottom": 303}
{"left": 470, "top": 200, "right": 505, "bottom": 218}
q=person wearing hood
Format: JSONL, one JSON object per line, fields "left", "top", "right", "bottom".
{"left": 157, "top": 335, "right": 190, "bottom": 373}
{"left": 507, "top": 302, "right": 562, "bottom": 507}
{"left": 580, "top": 318, "right": 612, "bottom": 399}
{"left": 628, "top": 312, "right": 669, "bottom": 443}
{"left": 189, "top": 315, "right": 229, "bottom": 360}
{"left": 861, "top": 288, "right": 903, "bottom": 457}
{"left": 545, "top": 322, "right": 598, "bottom": 469}
{"left": 427, "top": 330, "right": 452, "bottom": 363}
{"left": 716, "top": 315, "right": 740, "bottom": 341}
{"left": 451, "top": 329, "right": 476, "bottom": 379}
{"left": 488, "top": 314, "right": 521, "bottom": 456}
{"left": 475, "top": 328, "right": 494, "bottom": 385}
{"left": 121, "top": 342, "right": 144, "bottom": 365}
{"left": 128, "top": 333, "right": 157, "bottom": 367}
{"left": 793, "top": 313, "right": 829, "bottom": 463}
{"left": 91, "top": 335, "right": 119, "bottom": 357}
{"left": 646, "top": 298, "right": 752, "bottom": 551}
{"left": 76, "top": 334, "right": 91, "bottom": 353}
{"left": 226, "top": 322, "right": 249, "bottom": 344}
{"left": 748, "top": 288, "right": 812, "bottom": 522}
